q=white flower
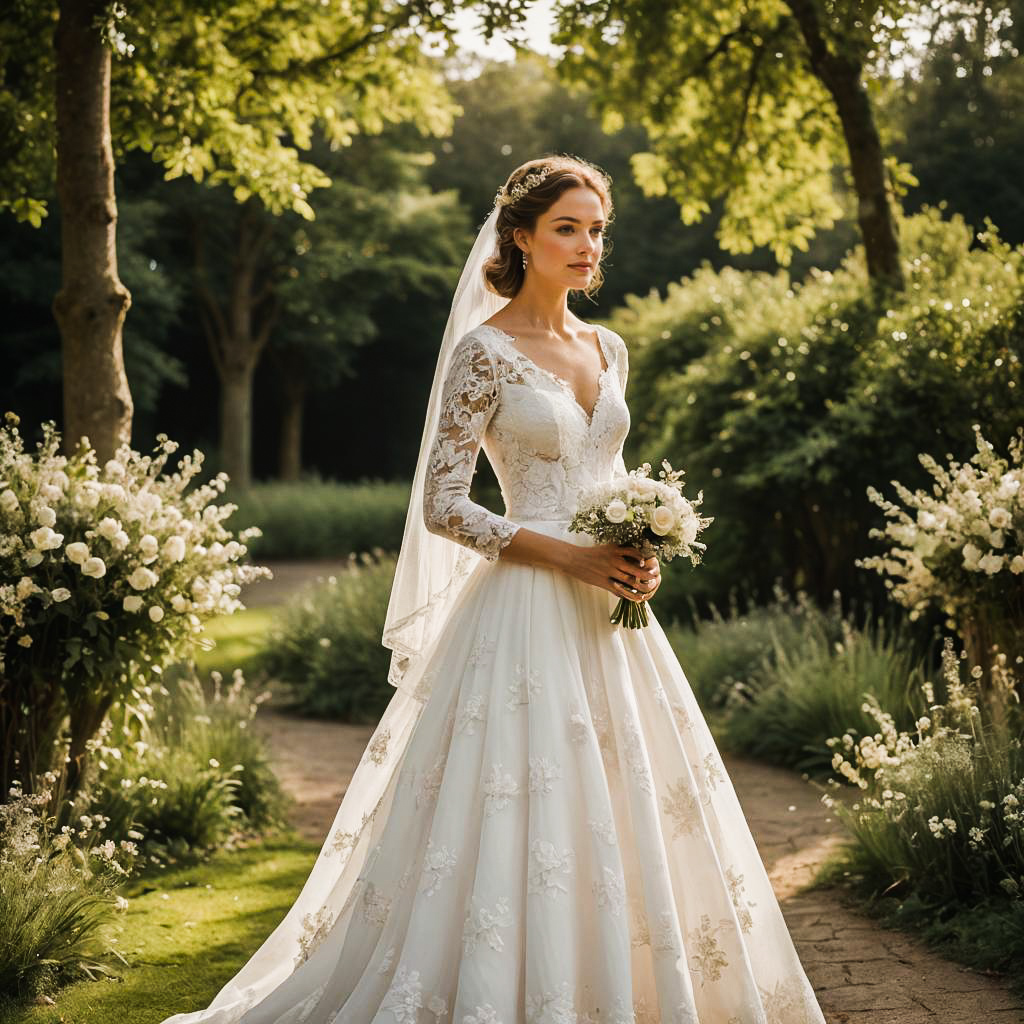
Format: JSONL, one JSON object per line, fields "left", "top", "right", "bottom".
{"left": 17, "top": 634, "right": 32, "bottom": 648}
{"left": 24, "top": 551, "right": 43, "bottom": 568}
{"left": 128, "top": 566, "right": 159, "bottom": 590}
{"left": 917, "top": 509, "right": 937, "bottom": 529}
{"left": 110, "top": 529, "right": 130, "bottom": 551}
{"left": 170, "top": 593, "right": 188, "bottom": 612}
{"left": 164, "top": 535, "right": 186, "bottom": 562}
{"left": 1010, "top": 555, "right": 1024, "bottom": 575}
{"left": 103, "top": 459, "right": 125, "bottom": 479}
{"left": 139, "top": 534, "right": 159, "bottom": 563}
{"left": 50, "top": 588, "right": 71, "bottom": 603}
{"left": 679, "top": 512, "right": 699, "bottom": 545}
{"left": 97, "top": 517, "right": 121, "bottom": 540}
{"left": 605, "top": 499, "right": 628, "bottom": 524}
{"left": 0, "top": 489, "right": 19, "bottom": 513}
{"left": 82, "top": 556, "right": 107, "bottom": 579}
{"left": 650, "top": 504, "right": 677, "bottom": 536}
{"left": 123, "top": 595, "right": 143, "bottom": 613}
{"left": 16, "top": 576, "right": 37, "bottom": 600}
{"left": 148, "top": 605, "right": 164, "bottom": 622}
{"left": 978, "top": 553, "right": 1004, "bottom": 575}
{"left": 37, "top": 506, "right": 56, "bottom": 527}
{"left": 961, "top": 542, "right": 982, "bottom": 569}
{"left": 65, "top": 541, "right": 90, "bottom": 564}
{"left": 29, "top": 526, "right": 64, "bottom": 551}
{"left": 988, "top": 506, "right": 1011, "bottom": 529}
{"left": 989, "top": 529, "right": 1005, "bottom": 549}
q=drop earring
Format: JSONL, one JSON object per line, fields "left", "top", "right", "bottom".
{"left": 522, "top": 252, "right": 528, "bottom": 271}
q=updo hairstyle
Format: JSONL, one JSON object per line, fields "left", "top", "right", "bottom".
{"left": 483, "top": 155, "right": 614, "bottom": 299}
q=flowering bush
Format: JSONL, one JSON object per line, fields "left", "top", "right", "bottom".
{"left": 0, "top": 772, "right": 138, "bottom": 999}
{"left": 825, "top": 637, "right": 1023, "bottom": 908}
{"left": 0, "top": 415, "right": 270, "bottom": 797}
{"left": 856, "top": 424, "right": 1024, "bottom": 675}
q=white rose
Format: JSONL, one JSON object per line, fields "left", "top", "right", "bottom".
{"left": 990, "top": 529, "right": 1005, "bottom": 549}
{"left": 111, "top": 529, "right": 130, "bottom": 551}
{"left": 122, "top": 595, "right": 143, "bottom": 613}
{"left": 679, "top": 515, "right": 699, "bottom": 545}
{"left": 97, "top": 517, "right": 121, "bottom": 540}
{"left": 24, "top": 551, "right": 43, "bottom": 568}
{"left": 128, "top": 566, "right": 159, "bottom": 590}
{"left": 961, "top": 542, "right": 982, "bottom": 570}
{"left": 0, "top": 489, "right": 19, "bottom": 514}
{"left": 65, "top": 541, "right": 90, "bottom": 564}
{"left": 30, "top": 526, "right": 64, "bottom": 551}
{"left": 650, "top": 504, "right": 677, "bottom": 536}
{"left": 139, "top": 534, "right": 160, "bottom": 563}
{"left": 988, "top": 507, "right": 1011, "bottom": 530}
{"left": 148, "top": 605, "right": 164, "bottom": 622}
{"left": 81, "top": 556, "right": 107, "bottom": 579}
{"left": 164, "top": 535, "right": 186, "bottom": 562}
{"left": 1010, "top": 555, "right": 1024, "bottom": 575}
{"left": 50, "top": 587, "right": 72, "bottom": 603}
{"left": 37, "top": 506, "right": 57, "bottom": 528}
{"left": 605, "top": 499, "right": 628, "bottom": 524}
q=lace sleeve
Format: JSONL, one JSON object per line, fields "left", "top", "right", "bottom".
{"left": 423, "top": 335, "right": 521, "bottom": 561}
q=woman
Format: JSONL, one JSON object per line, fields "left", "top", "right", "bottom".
{"left": 161, "top": 155, "right": 827, "bottom": 1024}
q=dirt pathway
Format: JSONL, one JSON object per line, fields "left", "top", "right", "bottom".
{"left": 251, "top": 706, "right": 1021, "bottom": 1024}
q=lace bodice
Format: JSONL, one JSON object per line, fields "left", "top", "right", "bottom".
{"left": 423, "top": 323, "right": 631, "bottom": 562}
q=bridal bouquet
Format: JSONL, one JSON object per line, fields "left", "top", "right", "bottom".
{"left": 568, "top": 460, "right": 713, "bottom": 628}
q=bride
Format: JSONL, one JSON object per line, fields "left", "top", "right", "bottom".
{"left": 161, "top": 155, "right": 827, "bottom": 1024}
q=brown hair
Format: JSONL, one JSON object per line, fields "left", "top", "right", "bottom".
{"left": 483, "top": 155, "right": 614, "bottom": 299}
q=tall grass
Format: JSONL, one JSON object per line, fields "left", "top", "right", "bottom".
{"left": 81, "top": 666, "right": 289, "bottom": 867}
{"left": 823, "top": 640, "right": 1024, "bottom": 982}
{"left": 0, "top": 779, "right": 136, "bottom": 1001}
{"left": 227, "top": 479, "right": 410, "bottom": 559}
{"left": 258, "top": 550, "right": 397, "bottom": 722}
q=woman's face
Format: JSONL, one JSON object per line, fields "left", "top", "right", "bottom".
{"left": 518, "top": 186, "right": 606, "bottom": 291}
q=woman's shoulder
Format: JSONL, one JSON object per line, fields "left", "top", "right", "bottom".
{"left": 594, "top": 322, "right": 628, "bottom": 370}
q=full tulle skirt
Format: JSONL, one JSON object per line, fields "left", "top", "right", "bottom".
{"left": 159, "top": 519, "right": 826, "bottom": 1024}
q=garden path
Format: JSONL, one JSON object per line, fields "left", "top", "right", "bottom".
{"left": 250, "top": 706, "right": 1022, "bottom": 1024}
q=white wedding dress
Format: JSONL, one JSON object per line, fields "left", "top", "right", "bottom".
{"left": 161, "top": 323, "right": 827, "bottom": 1024}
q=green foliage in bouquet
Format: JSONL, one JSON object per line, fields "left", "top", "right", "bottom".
{"left": 259, "top": 551, "right": 397, "bottom": 722}
{"left": 0, "top": 415, "right": 270, "bottom": 799}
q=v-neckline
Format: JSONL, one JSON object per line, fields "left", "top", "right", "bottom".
{"left": 478, "top": 323, "right": 613, "bottom": 425}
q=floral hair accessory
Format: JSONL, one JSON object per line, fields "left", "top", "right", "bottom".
{"left": 494, "top": 167, "right": 550, "bottom": 208}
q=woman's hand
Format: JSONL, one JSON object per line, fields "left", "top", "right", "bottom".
{"left": 566, "top": 543, "right": 661, "bottom": 603}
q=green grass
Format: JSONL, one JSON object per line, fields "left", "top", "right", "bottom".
{"left": 193, "top": 606, "right": 280, "bottom": 679}
{"left": 0, "top": 837, "right": 319, "bottom": 1024}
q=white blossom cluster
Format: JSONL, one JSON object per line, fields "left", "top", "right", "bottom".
{"left": 0, "top": 415, "right": 270, "bottom": 678}
{"left": 856, "top": 424, "right": 1023, "bottom": 622}
{"left": 824, "top": 636, "right": 1023, "bottom": 890}
{"left": 568, "top": 459, "right": 714, "bottom": 566}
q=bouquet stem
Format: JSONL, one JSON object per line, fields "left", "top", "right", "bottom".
{"left": 610, "top": 596, "right": 649, "bottom": 629}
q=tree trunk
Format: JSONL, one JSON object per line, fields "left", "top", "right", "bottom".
{"left": 220, "top": 359, "right": 257, "bottom": 487}
{"left": 278, "top": 360, "right": 306, "bottom": 482}
{"left": 786, "top": 0, "right": 905, "bottom": 292}
{"left": 52, "top": 0, "right": 133, "bottom": 461}
{"left": 194, "top": 202, "right": 279, "bottom": 488}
